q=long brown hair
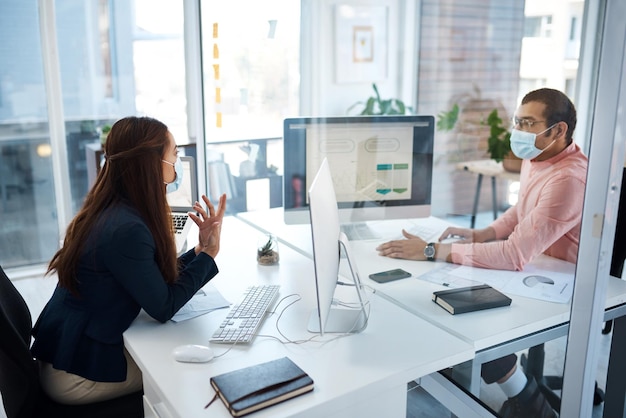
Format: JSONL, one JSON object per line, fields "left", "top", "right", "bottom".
{"left": 48, "top": 116, "right": 178, "bottom": 294}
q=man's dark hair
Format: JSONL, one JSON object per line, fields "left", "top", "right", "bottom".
{"left": 522, "top": 88, "right": 577, "bottom": 144}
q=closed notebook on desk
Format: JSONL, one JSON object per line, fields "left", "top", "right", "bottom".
{"left": 432, "top": 284, "right": 512, "bottom": 315}
{"left": 210, "top": 356, "right": 314, "bottom": 417}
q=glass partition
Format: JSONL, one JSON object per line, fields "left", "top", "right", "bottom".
{"left": 2, "top": 0, "right": 621, "bottom": 415}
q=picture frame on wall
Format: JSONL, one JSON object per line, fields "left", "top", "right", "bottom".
{"left": 335, "top": 4, "right": 388, "bottom": 83}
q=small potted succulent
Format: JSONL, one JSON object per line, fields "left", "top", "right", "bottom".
{"left": 257, "top": 234, "right": 279, "bottom": 265}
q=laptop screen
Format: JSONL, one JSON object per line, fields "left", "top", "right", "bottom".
{"left": 167, "top": 156, "right": 198, "bottom": 211}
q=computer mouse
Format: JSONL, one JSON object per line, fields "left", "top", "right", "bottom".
{"left": 172, "top": 344, "right": 215, "bottom": 363}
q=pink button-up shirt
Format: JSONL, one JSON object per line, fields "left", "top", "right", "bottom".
{"left": 450, "top": 142, "right": 588, "bottom": 271}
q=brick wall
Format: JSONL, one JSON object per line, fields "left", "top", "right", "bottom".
{"left": 415, "top": 0, "right": 525, "bottom": 219}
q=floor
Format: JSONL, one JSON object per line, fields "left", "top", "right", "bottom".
{"left": 406, "top": 334, "right": 611, "bottom": 417}
{"left": 0, "top": 212, "right": 614, "bottom": 417}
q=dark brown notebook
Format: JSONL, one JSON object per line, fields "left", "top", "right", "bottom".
{"left": 210, "top": 357, "right": 314, "bottom": 417}
{"left": 432, "top": 284, "right": 512, "bottom": 315}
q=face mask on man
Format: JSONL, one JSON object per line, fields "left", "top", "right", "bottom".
{"left": 510, "top": 123, "right": 559, "bottom": 160}
{"left": 162, "top": 157, "right": 184, "bottom": 193}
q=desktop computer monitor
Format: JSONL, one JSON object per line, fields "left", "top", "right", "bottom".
{"left": 307, "top": 158, "right": 367, "bottom": 335}
{"left": 283, "top": 115, "right": 434, "bottom": 226}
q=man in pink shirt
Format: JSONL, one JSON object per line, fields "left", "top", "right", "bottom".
{"left": 378, "top": 88, "right": 586, "bottom": 417}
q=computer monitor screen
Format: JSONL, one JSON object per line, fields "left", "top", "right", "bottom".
{"left": 283, "top": 115, "right": 434, "bottom": 225}
{"left": 166, "top": 156, "right": 197, "bottom": 210}
{"left": 308, "top": 158, "right": 367, "bottom": 335}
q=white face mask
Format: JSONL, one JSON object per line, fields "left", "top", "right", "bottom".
{"left": 162, "top": 157, "right": 183, "bottom": 193}
{"left": 510, "top": 123, "right": 558, "bottom": 160}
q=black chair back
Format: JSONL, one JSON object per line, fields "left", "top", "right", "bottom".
{"left": 0, "top": 265, "right": 41, "bottom": 418}
{"left": 0, "top": 265, "right": 143, "bottom": 418}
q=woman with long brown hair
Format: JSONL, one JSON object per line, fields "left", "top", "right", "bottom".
{"left": 31, "top": 116, "right": 226, "bottom": 406}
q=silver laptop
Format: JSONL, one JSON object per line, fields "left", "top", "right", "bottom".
{"left": 167, "top": 156, "right": 198, "bottom": 254}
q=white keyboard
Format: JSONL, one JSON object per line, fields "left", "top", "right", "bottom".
{"left": 209, "top": 285, "right": 280, "bottom": 344}
{"left": 341, "top": 223, "right": 380, "bottom": 241}
{"left": 403, "top": 224, "right": 440, "bottom": 242}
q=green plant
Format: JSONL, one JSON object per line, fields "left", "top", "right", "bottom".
{"left": 484, "top": 109, "right": 511, "bottom": 163}
{"left": 347, "top": 83, "right": 414, "bottom": 115}
{"left": 100, "top": 124, "right": 112, "bottom": 146}
{"left": 258, "top": 237, "right": 274, "bottom": 257}
{"left": 436, "top": 104, "right": 459, "bottom": 132}
{"left": 257, "top": 235, "right": 279, "bottom": 265}
{"left": 436, "top": 103, "right": 512, "bottom": 163}
{"left": 268, "top": 164, "right": 279, "bottom": 175}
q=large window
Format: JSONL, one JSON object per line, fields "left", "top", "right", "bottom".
{"left": 524, "top": 15, "right": 553, "bottom": 38}
{"left": 0, "top": 0, "right": 58, "bottom": 269}
{"left": 133, "top": 0, "right": 188, "bottom": 141}
{"left": 200, "top": 2, "right": 300, "bottom": 141}
{"left": 199, "top": 1, "right": 300, "bottom": 213}
{"left": 0, "top": 0, "right": 190, "bottom": 269}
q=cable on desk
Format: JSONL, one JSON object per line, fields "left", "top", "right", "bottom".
{"left": 276, "top": 290, "right": 372, "bottom": 346}
{"left": 210, "top": 288, "right": 373, "bottom": 352}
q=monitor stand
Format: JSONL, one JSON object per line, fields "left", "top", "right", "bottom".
{"left": 307, "top": 307, "right": 366, "bottom": 333}
{"left": 307, "top": 232, "right": 368, "bottom": 334}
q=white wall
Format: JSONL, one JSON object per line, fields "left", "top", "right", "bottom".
{"left": 300, "top": 0, "right": 416, "bottom": 116}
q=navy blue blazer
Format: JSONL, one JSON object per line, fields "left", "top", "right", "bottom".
{"left": 31, "top": 202, "right": 218, "bottom": 382}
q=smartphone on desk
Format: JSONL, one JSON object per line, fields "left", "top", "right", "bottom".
{"left": 368, "top": 268, "right": 412, "bottom": 283}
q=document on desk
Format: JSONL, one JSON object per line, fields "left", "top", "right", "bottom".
{"left": 417, "top": 263, "right": 574, "bottom": 304}
{"left": 171, "top": 284, "right": 230, "bottom": 322}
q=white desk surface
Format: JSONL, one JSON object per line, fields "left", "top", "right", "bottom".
{"left": 456, "top": 159, "right": 521, "bottom": 181}
{"left": 236, "top": 208, "right": 626, "bottom": 352}
{"left": 346, "top": 240, "right": 626, "bottom": 351}
{"left": 124, "top": 216, "right": 474, "bottom": 418}
{"left": 236, "top": 207, "right": 454, "bottom": 258}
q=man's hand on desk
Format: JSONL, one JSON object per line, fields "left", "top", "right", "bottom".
{"left": 376, "top": 229, "right": 453, "bottom": 262}
{"left": 376, "top": 225, "right": 497, "bottom": 261}
{"left": 438, "top": 226, "right": 495, "bottom": 244}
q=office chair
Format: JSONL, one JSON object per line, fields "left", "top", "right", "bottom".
{"left": 520, "top": 168, "right": 626, "bottom": 412}
{"left": 0, "top": 265, "right": 143, "bottom": 418}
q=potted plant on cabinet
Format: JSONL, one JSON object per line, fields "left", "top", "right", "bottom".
{"left": 436, "top": 95, "right": 521, "bottom": 173}
{"left": 484, "top": 109, "right": 521, "bottom": 172}
{"left": 347, "top": 83, "right": 414, "bottom": 115}
{"left": 100, "top": 124, "right": 112, "bottom": 146}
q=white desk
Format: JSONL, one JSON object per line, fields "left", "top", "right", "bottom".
{"left": 124, "top": 216, "right": 475, "bottom": 418}
{"left": 345, "top": 239, "right": 626, "bottom": 395}
{"left": 236, "top": 208, "right": 626, "bottom": 405}
{"left": 236, "top": 207, "right": 454, "bottom": 259}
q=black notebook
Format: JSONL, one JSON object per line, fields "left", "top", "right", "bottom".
{"left": 210, "top": 357, "right": 314, "bottom": 417}
{"left": 432, "top": 284, "right": 512, "bottom": 315}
